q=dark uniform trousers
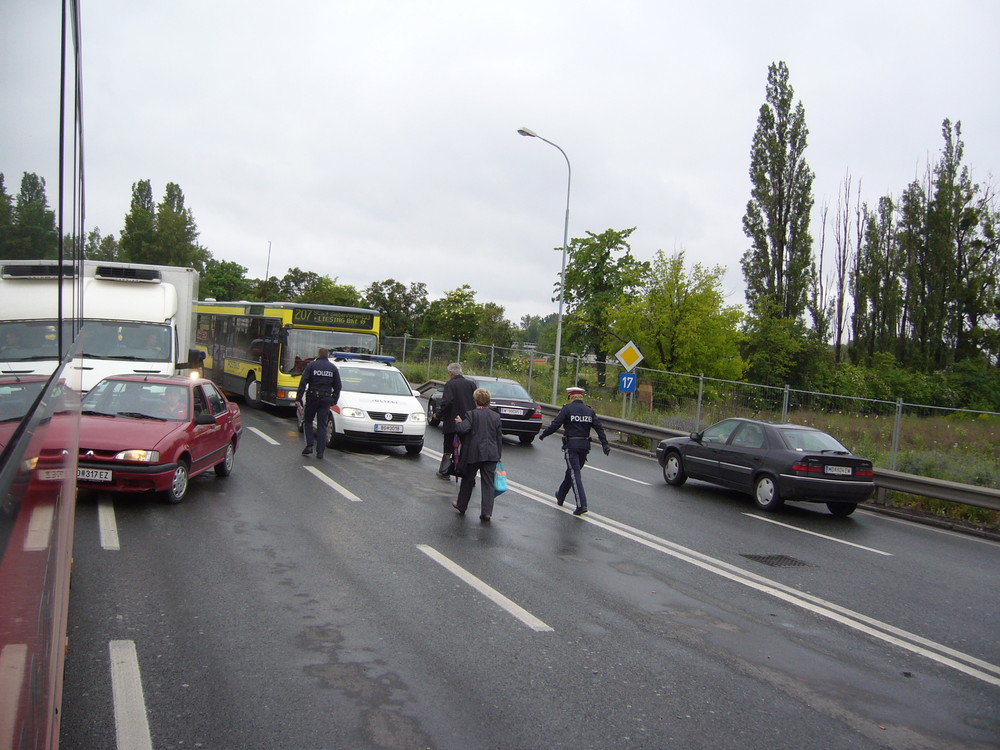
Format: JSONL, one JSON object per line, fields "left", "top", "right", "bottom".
{"left": 556, "top": 437, "right": 591, "bottom": 508}
{"left": 303, "top": 390, "right": 333, "bottom": 455}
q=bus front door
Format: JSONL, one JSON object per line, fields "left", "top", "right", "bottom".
{"left": 260, "top": 326, "right": 282, "bottom": 405}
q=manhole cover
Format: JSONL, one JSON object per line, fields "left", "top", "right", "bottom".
{"left": 740, "top": 553, "right": 812, "bottom": 568}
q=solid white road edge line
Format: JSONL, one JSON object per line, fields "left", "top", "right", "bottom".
{"left": 109, "top": 640, "right": 153, "bottom": 750}
{"left": 417, "top": 544, "right": 553, "bottom": 632}
{"left": 99, "top": 498, "right": 120, "bottom": 550}
{"left": 584, "top": 464, "right": 652, "bottom": 485}
{"left": 247, "top": 426, "right": 279, "bottom": 445}
{"left": 505, "top": 479, "right": 1000, "bottom": 687}
{"left": 741, "top": 513, "right": 893, "bottom": 556}
{"left": 304, "top": 465, "right": 362, "bottom": 501}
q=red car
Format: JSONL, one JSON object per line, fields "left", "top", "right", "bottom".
{"left": 77, "top": 374, "right": 242, "bottom": 503}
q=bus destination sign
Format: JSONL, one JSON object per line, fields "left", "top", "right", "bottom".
{"left": 292, "top": 308, "right": 375, "bottom": 330}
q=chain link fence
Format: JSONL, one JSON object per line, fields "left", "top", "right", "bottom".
{"left": 383, "top": 335, "right": 1000, "bottom": 494}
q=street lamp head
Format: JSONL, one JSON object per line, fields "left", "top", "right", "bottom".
{"left": 517, "top": 127, "right": 537, "bottom": 138}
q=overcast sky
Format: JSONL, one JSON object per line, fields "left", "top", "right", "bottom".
{"left": 4, "top": 1, "right": 998, "bottom": 324}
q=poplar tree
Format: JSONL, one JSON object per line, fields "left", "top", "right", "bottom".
{"left": 9, "top": 172, "right": 58, "bottom": 259}
{"left": 119, "top": 179, "right": 156, "bottom": 263}
{"left": 152, "top": 182, "right": 210, "bottom": 270}
{"left": 0, "top": 174, "right": 13, "bottom": 258}
{"left": 741, "top": 61, "right": 814, "bottom": 322}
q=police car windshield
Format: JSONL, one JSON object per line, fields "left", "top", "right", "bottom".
{"left": 339, "top": 366, "right": 412, "bottom": 396}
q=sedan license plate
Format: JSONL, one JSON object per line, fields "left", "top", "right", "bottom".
{"left": 824, "top": 465, "right": 853, "bottom": 476}
{"left": 374, "top": 424, "right": 403, "bottom": 433}
{"left": 77, "top": 467, "right": 112, "bottom": 482}
{"left": 500, "top": 407, "right": 522, "bottom": 416}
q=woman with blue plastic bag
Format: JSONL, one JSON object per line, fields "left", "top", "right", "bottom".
{"left": 451, "top": 388, "right": 504, "bottom": 522}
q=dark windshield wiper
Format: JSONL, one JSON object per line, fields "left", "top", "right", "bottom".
{"left": 81, "top": 352, "right": 145, "bottom": 361}
{"left": 116, "top": 411, "right": 166, "bottom": 421}
{"left": 81, "top": 410, "right": 115, "bottom": 417}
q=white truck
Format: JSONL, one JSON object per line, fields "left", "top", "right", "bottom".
{"left": 0, "top": 259, "right": 200, "bottom": 391}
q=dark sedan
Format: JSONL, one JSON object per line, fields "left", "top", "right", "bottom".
{"left": 427, "top": 375, "right": 543, "bottom": 444}
{"left": 77, "top": 374, "right": 242, "bottom": 503}
{"left": 655, "top": 417, "right": 875, "bottom": 516}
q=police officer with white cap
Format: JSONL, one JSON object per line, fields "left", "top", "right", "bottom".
{"left": 539, "top": 385, "right": 610, "bottom": 515}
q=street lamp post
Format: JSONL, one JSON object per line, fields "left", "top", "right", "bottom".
{"left": 517, "top": 127, "right": 571, "bottom": 406}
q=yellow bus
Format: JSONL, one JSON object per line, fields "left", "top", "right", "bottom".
{"left": 194, "top": 301, "right": 383, "bottom": 408}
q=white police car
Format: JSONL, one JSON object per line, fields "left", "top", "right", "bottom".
{"left": 296, "top": 357, "right": 426, "bottom": 455}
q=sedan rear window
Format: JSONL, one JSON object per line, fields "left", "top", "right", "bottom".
{"left": 778, "top": 428, "right": 849, "bottom": 453}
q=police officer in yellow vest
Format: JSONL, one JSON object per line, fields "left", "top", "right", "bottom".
{"left": 539, "top": 386, "right": 610, "bottom": 515}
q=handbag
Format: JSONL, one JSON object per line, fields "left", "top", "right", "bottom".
{"left": 494, "top": 461, "right": 507, "bottom": 494}
{"left": 446, "top": 434, "right": 461, "bottom": 477}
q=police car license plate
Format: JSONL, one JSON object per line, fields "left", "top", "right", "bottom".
{"left": 500, "top": 408, "right": 521, "bottom": 415}
{"left": 824, "top": 465, "right": 852, "bottom": 475}
{"left": 77, "top": 468, "right": 112, "bottom": 482}
{"left": 374, "top": 424, "right": 403, "bottom": 433}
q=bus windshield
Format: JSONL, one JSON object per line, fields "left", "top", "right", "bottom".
{"left": 282, "top": 329, "right": 378, "bottom": 375}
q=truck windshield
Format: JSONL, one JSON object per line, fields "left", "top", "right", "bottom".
{"left": 0, "top": 320, "right": 75, "bottom": 361}
{"left": 79, "top": 321, "right": 172, "bottom": 362}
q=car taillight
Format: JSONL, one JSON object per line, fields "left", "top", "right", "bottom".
{"left": 791, "top": 461, "right": 824, "bottom": 474}
{"left": 856, "top": 468, "right": 874, "bottom": 477}
{"left": 531, "top": 405, "right": 542, "bottom": 419}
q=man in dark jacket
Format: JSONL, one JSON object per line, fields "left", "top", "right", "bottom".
{"left": 436, "top": 362, "right": 477, "bottom": 477}
{"left": 539, "top": 386, "right": 610, "bottom": 515}
{"left": 296, "top": 348, "right": 342, "bottom": 458}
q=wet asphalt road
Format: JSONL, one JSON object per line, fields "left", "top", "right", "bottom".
{"left": 59, "top": 405, "right": 1000, "bottom": 749}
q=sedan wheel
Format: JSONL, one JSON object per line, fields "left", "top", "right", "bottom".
{"left": 214, "top": 441, "right": 235, "bottom": 477}
{"left": 519, "top": 434, "right": 535, "bottom": 445}
{"left": 663, "top": 452, "right": 687, "bottom": 486}
{"left": 753, "top": 474, "right": 783, "bottom": 511}
{"left": 164, "top": 460, "right": 190, "bottom": 504}
{"left": 827, "top": 502, "right": 857, "bottom": 517}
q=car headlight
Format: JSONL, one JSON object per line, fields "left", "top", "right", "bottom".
{"left": 114, "top": 449, "right": 160, "bottom": 462}
{"left": 339, "top": 407, "right": 366, "bottom": 419}
{"left": 410, "top": 412, "right": 426, "bottom": 422}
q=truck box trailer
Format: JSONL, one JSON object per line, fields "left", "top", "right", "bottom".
{"left": 0, "top": 260, "right": 199, "bottom": 391}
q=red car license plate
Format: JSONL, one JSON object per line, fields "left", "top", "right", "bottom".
{"left": 77, "top": 467, "right": 112, "bottom": 482}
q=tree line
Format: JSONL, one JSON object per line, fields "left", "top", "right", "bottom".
{"left": 2, "top": 62, "right": 997, "bottom": 411}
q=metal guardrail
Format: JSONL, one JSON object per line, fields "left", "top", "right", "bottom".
{"left": 415, "top": 381, "right": 1000, "bottom": 512}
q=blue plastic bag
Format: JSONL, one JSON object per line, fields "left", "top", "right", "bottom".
{"left": 494, "top": 461, "right": 507, "bottom": 494}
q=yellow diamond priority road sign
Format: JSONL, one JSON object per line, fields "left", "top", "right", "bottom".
{"left": 615, "top": 341, "right": 644, "bottom": 372}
